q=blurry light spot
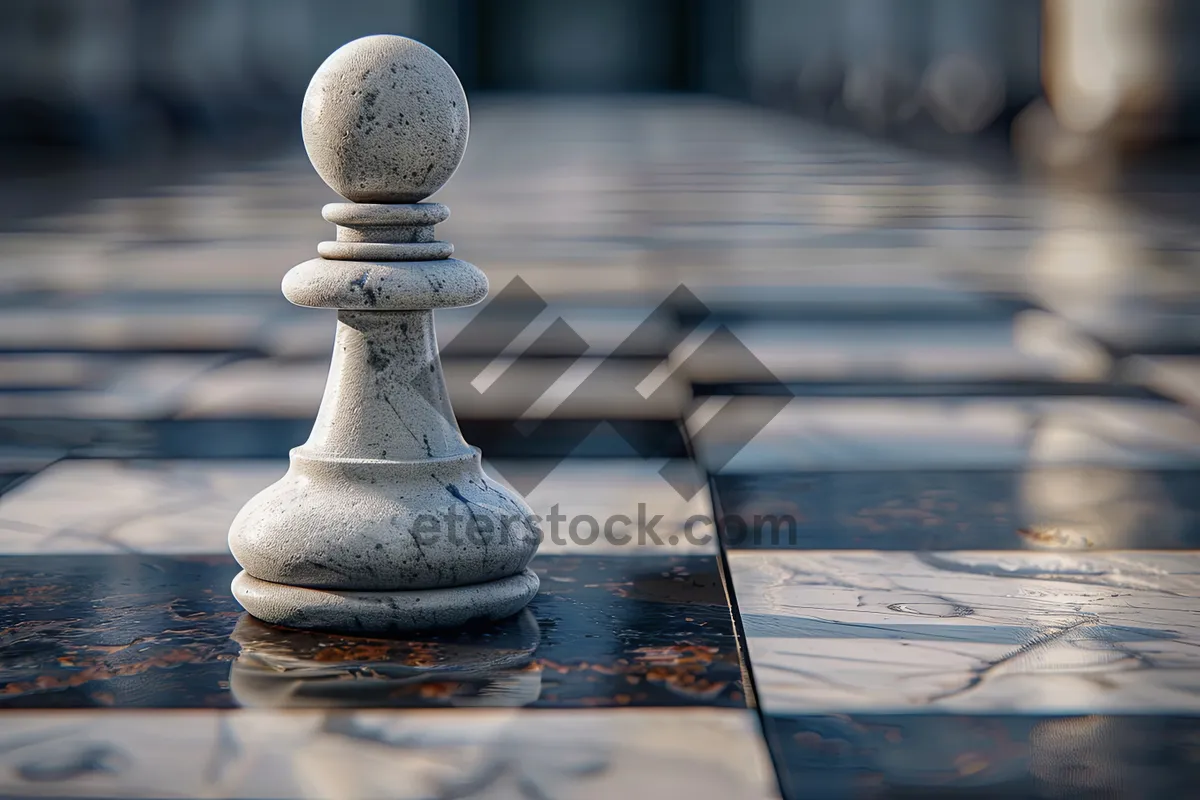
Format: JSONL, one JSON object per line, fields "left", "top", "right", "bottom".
{"left": 843, "top": 61, "right": 919, "bottom": 131}
{"left": 921, "top": 54, "right": 1005, "bottom": 134}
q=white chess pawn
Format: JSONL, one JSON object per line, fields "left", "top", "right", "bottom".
{"left": 229, "top": 35, "right": 541, "bottom": 633}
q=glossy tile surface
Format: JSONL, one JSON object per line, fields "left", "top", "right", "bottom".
{"left": 0, "top": 554, "right": 742, "bottom": 709}
{"left": 714, "top": 468, "right": 1200, "bottom": 550}
{"left": 763, "top": 713, "right": 1200, "bottom": 800}
{"left": 697, "top": 397, "right": 1200, "bottom": 473}
{"left": 730, "top": 550, "right": 1200, "bottom": 714}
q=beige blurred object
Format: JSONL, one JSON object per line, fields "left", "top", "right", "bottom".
{"left": 1016, "top": 467, "right": 1187, "bottom": 549}
{"left": 1022, "top": 0, "right": 1173, "bottom": 182}
{"left": 1045, "top": 0, "right": 1171, "bottom": 139}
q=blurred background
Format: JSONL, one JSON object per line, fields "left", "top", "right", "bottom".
{"left": 3, "top": 0, "right": 1200, "bottom": 173}
{"left": 2, "top": 0, "right": 1200, "bottom": 555}
{"left": 3, "top": 8, "right": 1200, "bottom": 795}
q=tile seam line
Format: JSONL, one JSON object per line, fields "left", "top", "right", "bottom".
{"left": 690, "top": 399, "right": 784, "bottom": 798}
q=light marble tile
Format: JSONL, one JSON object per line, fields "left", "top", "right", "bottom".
{"left": 483, "top": 459, "right": 717, "bottom": 555}
{"left": 0, "top": 460, "right": 285, "bottom": 553}
{"left": 698, "top": 396, "right": 1200, "bottom": 473}
{"left": 0, "top": 459, "right": 713, "bottom": 556}
{"left": 0, "top": 708, "right": 780, "bottom": 800}
{"left": 731, "top": 550, "right": 1200, "bottom": 714}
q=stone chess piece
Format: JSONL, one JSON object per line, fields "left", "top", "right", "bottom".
{"left": 228, "top": 35, "right": 541, "bottom": 633}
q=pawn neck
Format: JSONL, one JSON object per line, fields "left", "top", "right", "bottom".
{"left": 299, "top": 309, "right": 471, "bottom": 462}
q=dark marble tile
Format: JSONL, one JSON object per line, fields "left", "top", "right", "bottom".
{"left": 693, "top": 380, "right": 1165, "bottom": 400}
{"left": 687, "top": 296, "right": 1030, "bottom": 325}
{"left": 763, "top": 713, "right": 1200, "bottom": 800}
{"left": 0, "top": 554, "right": 742, "bottom": 710}
{"left": 0, "top": 418, "right": 688, "bottom": 460}
{"left": 713, "top": 469, "right": 1200, "bottom": 550}
{"left": 0, "top": 470, "right": 30, "bottom": 497}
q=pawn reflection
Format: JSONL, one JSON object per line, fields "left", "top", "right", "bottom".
{"left": 229, "top": 610, "right": 542, "bottom": 708}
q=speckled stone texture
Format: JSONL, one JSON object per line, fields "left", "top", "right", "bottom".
{"left": 228, "top": 35, "right": 540, "bottom": 633}
{"left": 301, "top": 35, "right": 469, "bottom": 204}
{"left": 231, "top": 569, "right": 541, "bottom": 635}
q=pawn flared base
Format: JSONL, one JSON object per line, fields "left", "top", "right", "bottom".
{"left": 231, "top": 568, "right": 540, "bottom": 634}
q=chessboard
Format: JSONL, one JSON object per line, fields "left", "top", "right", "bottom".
{"left": 2, "top": 96, "right": 1200, "bottom": 799}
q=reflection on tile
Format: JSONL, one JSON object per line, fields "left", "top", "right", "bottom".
{"left": 0, "top": 708, "right": 780, "bottom": 799}
{"left": 1024, "top": 207, "right": 1200, "bottom": 355}
{"left": 229, "top": 611, "right": 544, "bottom": 709}
{"left": 697, "top": 397, "right": 1200, "bottom": 473}
{"left": 714, "top": 468, "right": 1200, "bottom": 550}
{"left": 730, "top": 550, "right": 1200, "bottom": 714}
{"left": 764, "top": 713, "right": 1200, "bottom": 800}
{"left": 0, "top": 554, "right": 742, "bottom": 709}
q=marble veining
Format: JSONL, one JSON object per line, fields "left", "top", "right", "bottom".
{"left": 0, "top": 708, "right": 781, "bottom": 799}
{"left": 731, "top": 550, "right": 1200, "bottom": 714}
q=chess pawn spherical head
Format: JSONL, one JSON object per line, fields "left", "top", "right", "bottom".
{"left": 301, "top": 35, "right": 468, "bottom": 204}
